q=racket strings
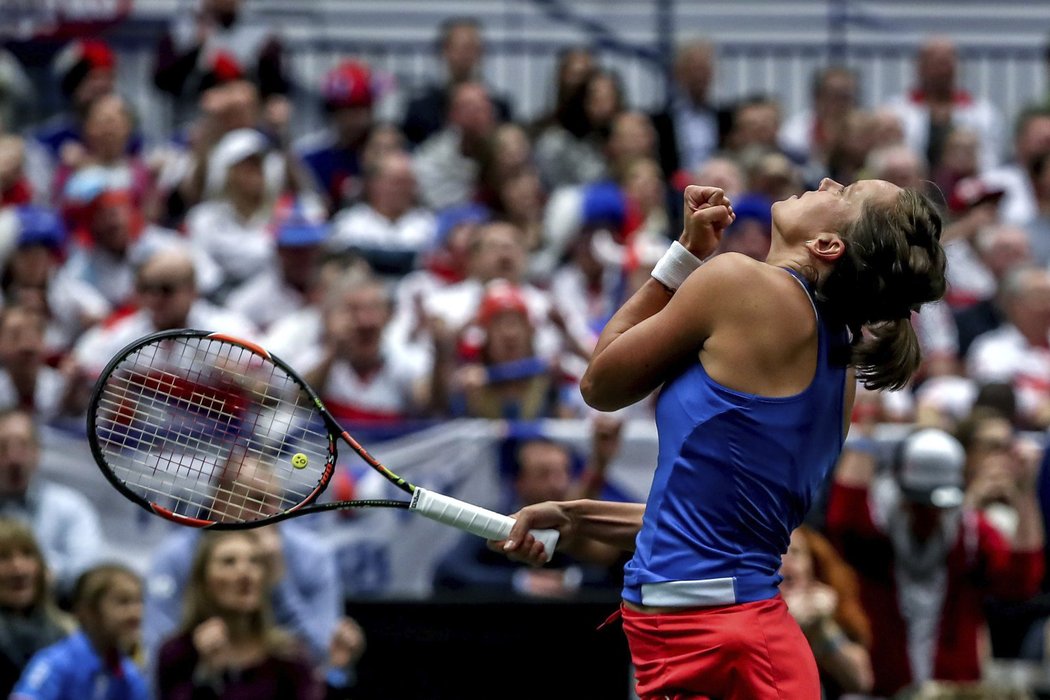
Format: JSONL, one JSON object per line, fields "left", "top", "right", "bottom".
{"left": 94, "top": 337, "right": 332, "bottom": 524}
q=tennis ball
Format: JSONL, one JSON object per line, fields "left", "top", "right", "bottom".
{"left": 291, "top": 453, "right": 309, "bottom": 469}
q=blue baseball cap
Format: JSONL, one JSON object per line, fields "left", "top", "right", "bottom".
{"left": 16, "top": 205, "right": 66, "bottom": 250}
{"left": 581, "top": 181, "right": 625, "bottom": 229}
{"left": 434, "top": 203, "right": 490, "bottom": 246}
{"left": 725, "top": 193, "right": 772, "bottom": 236}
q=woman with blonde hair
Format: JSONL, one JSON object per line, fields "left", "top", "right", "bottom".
{"left": 156, "top": 530, "right": 323, "bottom": 700}
{"left": 0, "top": 518, "right": 72, "bottom": 696}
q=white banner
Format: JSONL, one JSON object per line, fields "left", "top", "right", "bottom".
{"left": 39, "top": 419, "right": 662, "bottom": 599}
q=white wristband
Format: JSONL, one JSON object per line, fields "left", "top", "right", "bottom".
{"left": 651, "top": 241, "right": 703, "bottom": 291}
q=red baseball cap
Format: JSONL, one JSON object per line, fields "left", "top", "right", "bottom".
{"left": 322, "top": 61, "right": 374, "bottom": 109}
{"left": 477, "top": 280, "right": 530, "bottom": 327}
{"left": 948, "top": 176, "right": 1005, "bottom": 214}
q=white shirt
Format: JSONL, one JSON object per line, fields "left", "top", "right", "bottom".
{"left": 329, "top": 203, "right": 436, "bottom": 255}
{"left": 297, "top": 346, "right": 426, "bottom": 421}
{"left": 185, "top": 200, "right": 275, "bottom": 289}
{"left": 884, "top": 91, "right": 1004, "bottom": 171}
{"left": 73, "top": 302, "right": 258, "bottom": 379}
{"left": 966, "top": 323, "right": 1050, "bottom": 423}
{"left": 224, "top": 266, "right": 309, "bottom": 331}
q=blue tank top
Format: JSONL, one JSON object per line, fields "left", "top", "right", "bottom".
{"left": 622, "top": 269, "right": 849, "bottom": 607}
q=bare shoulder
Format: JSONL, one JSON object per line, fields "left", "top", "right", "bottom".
{"left": 680, "top": 253, "right": 807, "bottom": 309}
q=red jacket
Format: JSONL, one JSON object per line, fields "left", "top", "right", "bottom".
{"left": 826, "top": 482, "right": 1043, "bottom": 697}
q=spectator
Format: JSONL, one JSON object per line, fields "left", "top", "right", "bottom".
{"left": 296, "top": 60, "right": 376, "bottom": 210}
{"left": 780, "top": 525, "right": 874, "bottom": 699}
{"left": 184, "top": 127, "right": 280, "bottom": 295}
{"left": 1023, "top": 149, "right": 1050, "bottom": 265}
{"left": 328, "top": 150, "right": 435, "bottom": 279}
{"left": 152, "top": 0, "right": 289, "bottom": 126}
{"left": 533, "top": 69, "right": 625, "bottom": 190}
{"left": 531, "top": 46, "right": 596, "bottom": 137}
{"left": 400, "top": 17, "right": 512, "bottom": 146}
{"left": 651, "top": 38, "right": 729, "bottom": 178}
{"left": 952, "top": 224, "right": 1032, "bottom": 356}
{"left": 0, "top": 306, "right": 73, "bottom": 422}
{"left": 155, "top": 531, "right": 325, "bottom": 700}
{"left": 883, "top": 36, "right": 1004, "bottom": 172}
{"left": 0, "top": 136, "right": 33, "bottom": 206}
{"left": 932, "top": 126, "right": 982, "bottom": 202}
{"left": 939, "top": 177, "right": 1010, "bottom": 309}
{"left": 0, "top": 519, "right": 73, "bottom": 698}
{"left": 0, "top": 204, "right": 108, "bottom": 356}
{"left": 779, "top": 66, "right": 859, "bottom": 167}
{"left": 26, "top": 40, "right": 122, "bottom": 199}
{"left": 143, "top": 509, "right": 355, "bottom": 681}
{"left": 823, "top": 109, "right": 878, "bottom": 187}
{"left": 12, "top": 564, "right": 147, "bottom": 700}
{"left": 724, "top": 95, "right": 783, "bottom": 160}
{"left": 985, "top": 105, "right": 1050, "bottom": 226}
{"left": 715, "top": 193, "right": 772, "bottom": 261}
{"left": 414, "top": 81, "right": 499, "bottom": 210}
{"left": 431, "top": 280, "right": 574, "bottom": 420}
{"left": 866, "top": 142, "right": 929, "bottom": 192}
{"left": 300, "top": 267, "right": 429, "bottom": 424}
{"left": 826, "top": 428, "right": 1043, "bottom": 696}
{"left": 433, "top": 426, "right": 624, "bottom": 598}
{"left": 53, "top": 183, "right": 222, "bottom": 316}
{"left": 51, "top": 94, "right": 153, "bottom": 215}
{"left": 966, "top": 265, "right": 1050, "bottom": 429}
{"left": 0, "top": 410, "right": 103, "bottom": 594}
{"left": 72, "top": 247, "right": 257, "bottom": 381}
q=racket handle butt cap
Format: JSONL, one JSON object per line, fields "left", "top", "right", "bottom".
{"left": 410, "top": 487, "right": 559, "bottom": 562}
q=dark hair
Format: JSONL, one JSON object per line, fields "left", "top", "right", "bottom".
{"left": 437, "top": 16, "right": 481, "bottom": 52}
{"left": 554, "top": 68, "right": 624, "bottom": 139}
{"left": 814, "top": 188, "right": 947, "bottom": 391}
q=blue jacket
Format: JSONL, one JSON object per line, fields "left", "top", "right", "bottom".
{"left": 11, "top": 631, "right": 147, "bottom": 700}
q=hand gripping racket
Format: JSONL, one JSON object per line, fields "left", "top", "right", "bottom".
{"left": 86, "top": 329, "right": 558, "bottom": 558}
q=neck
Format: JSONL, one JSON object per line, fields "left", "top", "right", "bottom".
{"left": 763, "top": 241, "right": 814, "bottom": 281}
{"left": 222, "top": 613, "right": 259, "bottom": 643}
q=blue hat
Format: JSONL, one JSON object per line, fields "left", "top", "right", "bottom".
{"left": 725, "top": 193, "right": 772, "bottom": 236}
{"left": 581, "top": 181, "right": 625, "bottom": 229}
{"left": 277, "top": 219, "right": 328, "bottom": 247}
{"left": 16, "top": 205, "right": 66, "bottom": 250}
{"left": 434, "top": 203, "right": 490, "bottom": 246}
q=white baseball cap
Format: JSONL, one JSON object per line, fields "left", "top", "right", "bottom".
{"left": 206, "top": 128, "right": 269, "bottom": 197}
{"left": 898, "top": 428, "right": 966, "bottom": 509}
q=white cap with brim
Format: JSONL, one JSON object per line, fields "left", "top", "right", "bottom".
{"left": 898, "top": 428, "right": 966, "bottom": 509}
{"left": 206, "top": 128, "right": 269, "bottom": 198}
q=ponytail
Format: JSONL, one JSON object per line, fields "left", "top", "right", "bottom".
{"left": 814, "top": 188, "right": 946, "bottom": 390}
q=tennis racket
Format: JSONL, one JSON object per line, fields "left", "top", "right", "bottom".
{"left": 86, "top": 328, "right": 558, "bottom": 557}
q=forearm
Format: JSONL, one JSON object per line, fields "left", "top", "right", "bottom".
{"left": 580, "top": 280, "right": 674, "bottom": 409}
{"left": 808, "top": 621, "right": 873, "bottom": 694}
{"left": 1012, "top": 492, "right": 1044, "bottom": 552}
{"left": 563, "top": 500, "right": 644, "bottom": 552}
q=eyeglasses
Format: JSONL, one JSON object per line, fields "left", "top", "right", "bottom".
{"left": 136, "top": 278, "right": 189, "bottom": 296}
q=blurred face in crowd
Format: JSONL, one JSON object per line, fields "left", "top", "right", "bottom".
{"left": 492, "top": 123, "right": 532, "bottom": 180}
{"left": 917, "top": 38, "right": 958, "bottom": 96}
{"left": 1005, "top": 268, "right": 1050, "bottom": 337}
{"left": 0, "top": 412, "right": 39, "bottom": 498}
{"left": 449, "top": 82, "right": 495, "bottom": 139}
{"left": 963, "top": 415, "right": 1014, "bottom": 484}
{"left": 779, "top": 529, "right": 814, "bottom": 591}
{"left": 205, "top": 0, "right": 241, "bottom": 26}
{"left": 584, "top": 73, "right": 621, "bottom": 129}
{"left": 608, "top": 112, "right": 657, "bottom": 165}
{"left": 225, "top": 154, "right": 265, "bottom": 205}
{"left": 326, "top": 281, "right": 391, "bottom": 369}
{"left": 940, "top": 128, "right": 980, "bottom": 178}
{"left": 83, "top": 94, "right": 132, "bottom": 162}
{"left": 332, "top": 106, "right": 373, "bottom": 146}
{"left": 622, "top": 158, "right": 665, "bottom": 213}
{"left": 815, "top": 68, "right": 857, "bottom": 121}
{"left": 361, "top": 124, "right": 407, "bottom": 173}
{"left": 368, "top": 152, "right": 417, "bottom": 218}
{"left": 977, "top": 225, "right": 1031, "bottom": 280}
{"left": 484, "top": 310, "right": 533, "bottom": 365}
{"left": 674, "top": 42, "right": 715, "bottom": 106}
{"left": 470, "top": 223, "right": 526, "bottom": 283}
{"left": 90, "top": 194, "right": 135, "bottom": 255}
{"left": 0, "top": 307, "right": 45, "bottom": 376}
{"left": 498, "top": 169, "right": 544, "bottom": 226}
{"left": 215, "top": 457, "right": 284, "bottom": 521}
{"left": 1016, "top": 115, "right": 1050, "bottom": 167}
{"left": 442, "top": 23, "right": 483, "bottom": 83}
{"left": 205, "top": 534, "right": 266, "bottom": 615}
{"left": 731, "top": 102, "right": 780, "bottom": 150}
{"left": 0, "top": 540, "right": 41, "bottom": 611}
{"left": 870, "top": 108, "right": 906, "bottom": 150}
{"left": 556, "top": 48, "right": 595, "bottom": 104}
{"left": 135, "top": 252, "right": 196, "bottom": 331}
{"left": 82, "top": 572, "right": 143, "bottom": 654}
{"left": 719, "top": 218, "right": 771, "bottom": 261}
{"left": 201, "top": 80, "right": 259, "bottom": 134}
{"left": 73, "top": 71, "right": 114, "bottom": 112}
{"left": 515, "top": 441, "right": 572, "bottom": 506}
{"left": 871, "top": 146, "right": 927, "bottom": 190}
{"left": 277, "top": 242, "right": 321, "bottom": 292}
{"left": 693, "top": 156, "right": 744, "bottom": 198}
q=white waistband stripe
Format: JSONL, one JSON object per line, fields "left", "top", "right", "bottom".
{"left": 639, "top": 577, "right": 737, "bottom": 607}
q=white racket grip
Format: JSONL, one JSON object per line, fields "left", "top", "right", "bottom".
{"left": 410, "top": 487, "right": 560, "bottom": 562}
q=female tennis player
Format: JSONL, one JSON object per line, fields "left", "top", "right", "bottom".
{"left": 496, "top": 178, "right": 947, "bottom": 699}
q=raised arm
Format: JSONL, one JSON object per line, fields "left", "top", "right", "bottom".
{"left": 580, "top": 188, "right": 736, "bottom": 412}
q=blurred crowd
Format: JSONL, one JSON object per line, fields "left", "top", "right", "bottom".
{"left": 0, "top": 0, "right": 1047, "bottom": 697}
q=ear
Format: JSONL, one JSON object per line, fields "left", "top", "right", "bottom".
{"left": 804, "top": 233, "right": 846, "bottom": 264}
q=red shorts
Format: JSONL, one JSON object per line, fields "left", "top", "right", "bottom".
{"left": 620, "top": 595, "right": 820, "bottom": 700}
